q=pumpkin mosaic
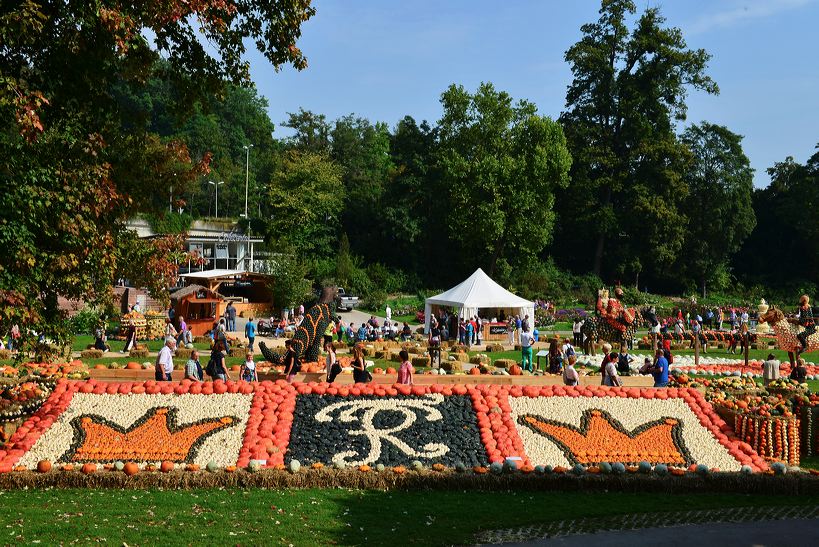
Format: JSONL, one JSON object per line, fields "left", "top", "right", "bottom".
{"left": 0, "top": 379, "right": 768, "bottom": 473}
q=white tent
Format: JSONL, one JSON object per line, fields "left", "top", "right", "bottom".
{"left": 424, "top": 268, "right": 535, "bottom": 333}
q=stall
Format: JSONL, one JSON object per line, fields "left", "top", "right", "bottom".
{"left": 423, "top": 268, "right": 535, "bottom": 339}
{"left": 170, "top": 285, "right": 224, "bottom": 337}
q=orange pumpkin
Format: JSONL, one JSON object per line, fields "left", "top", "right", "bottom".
{"left": 509, "top": 365, "right": 523, "bottom": 376}
{"left": 123, "top": 462, "right": 139, "bottom": 476}
{"left": 160, "top": 461, "right": 174, "bottom": 473}
{"left": 185, "top": 463, "right": 200, "bottom": 472}
{"left": 469, "top": 367, "right": 481, "bottom": 376}
{"left": 81, "top": 463, "right": 97, "bottom": 474}
{"left": 125, "top": 362, "right": 141, "bottom": 370}
{"left": 36, "top": 460, "right": 52, "bottom": 473}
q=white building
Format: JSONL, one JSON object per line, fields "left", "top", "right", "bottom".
{"left": 126, "top": 217, "right": 264, "bottom": 274}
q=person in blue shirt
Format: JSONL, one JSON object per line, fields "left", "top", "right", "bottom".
{"left": 357, "top": 323, "right": 368, "bottom": 343}
{"left": 244, "top": 317, "right": 256, "bottom": 351}
{"left": 466, "top": 320, "right": 474, "bottom": 348}
{"left": 651, "top": 349, "right": 670, "bottom": 387}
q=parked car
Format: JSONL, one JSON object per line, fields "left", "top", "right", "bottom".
{"left": 335, "top": 288, "right": 360, "bottom": 311}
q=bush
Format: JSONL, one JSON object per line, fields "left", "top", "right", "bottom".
{"left": 70, "top": 307, "right": 105, "bottom": 335}
{"left": 361, "top": 290, "right": 388, "bottom": 312}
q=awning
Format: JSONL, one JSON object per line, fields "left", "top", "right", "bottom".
{"left": 179, "top": 269, "right": 247, "bottom": 280}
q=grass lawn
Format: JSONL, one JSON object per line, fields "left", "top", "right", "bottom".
{"left": 0, "top": 488, "right": 816, "bottom": 545}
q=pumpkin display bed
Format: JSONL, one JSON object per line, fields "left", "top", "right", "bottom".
{"left": 0, "top": 379, "right": 787, "bottom": 489}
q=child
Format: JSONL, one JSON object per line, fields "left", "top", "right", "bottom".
{"left": 397, "top": 349, "right": 413, "bottom": 385}
{"left": 282, "top": 340, "right": 300, "bottom": 383}
{"left": 239, "top": 351, "right": 257, "bottom": 382}
{"left": 326, "top": 340, "right": 342, "bottom": 383}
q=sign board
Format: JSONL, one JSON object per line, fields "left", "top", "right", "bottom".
{"left": 215, "top": 243, "right": 229, "bottom": 259}
{"left": 489, "top": 325, "right": 507, "bottom": 335}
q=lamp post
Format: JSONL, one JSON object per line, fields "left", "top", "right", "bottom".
{"left": 243, "top": 144, "right": 253, "bottom": 218}
{"left": 208, "top": 180, "right": 224, "bottom": 218}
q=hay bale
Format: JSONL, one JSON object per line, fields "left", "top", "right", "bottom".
{"left": 333, "top": 341, "right": 347, "bottom": 350}
{"left": 0, "top": 349, "right": 12, "bottom": 360}
{"left": 440, "top": 361, "right": 464, "bottom": 373}
{"left": 229, "top": 347, "right": 246, "bottom": 358}
{"left": 389, "top": 352, "right": 403, "bottom": 363}
{"left": 408, "top": 346, "right": 424, "bottom": 355}
{"left": 175, "top": 348, "right": 193, "bottom": 359}
{"left": 486, "top": 343, "right": 505, "bottom": 352}
{"left": 363, "top": 347, "right": 376, "bottom": 357}
{"left": 469, "top": 354, "right": 490, "bottom": 365}
{"left": 129, "top": 349, "right": 149, "bottom": 358}
{"left": 411, "top": 356, "right": 430, "bottom": 368}
{"left": 494, "top": 358, "right": 517, "bottom": 369}
{"left": 374, "top": 350, "right": 389, "bottom": 359}
{"left": 452, "top": 352, "right": 469, "bottom": 362}
{"left": 194, "top": 336, "right": 211, "bottom": 345}
{"left": 80, "top": 348, "right": 104, "bottom": 359}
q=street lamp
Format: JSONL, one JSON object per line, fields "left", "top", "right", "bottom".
{"left": 243, "top": 144, "right": 253, "bottom": 218}
{"left": 208, "top": 180, "right": 224, "bottom": 218}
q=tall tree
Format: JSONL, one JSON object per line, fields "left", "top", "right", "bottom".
{"left": 437, "top": 82, "right": 571, "bottom": 277}
{"left": 556, "top": 0, "right": 718, "bottom": 284}
{"left": 282, "top": 108, "right": 332, "bottom": 155}
{"left": 330, "top": 115, "right": 394, "bottom": 258}
{"left": 735, "top": 146, "right": 819, "bottom": 294}
{"left": 0, "top": 1, "right": 314, "bottom": 344}
{"left": 679, "top": 122, "right": 756, "bottom": 297}
{"left": 264, "top": 151, "right": 343, "bottom": 258}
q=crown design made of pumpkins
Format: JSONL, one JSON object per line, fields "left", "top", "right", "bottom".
{"left": 520, "top": 409, "right": 689, "bottom": 466}
{"left": 67, "top": 407, "right": 236, "bottom": 463}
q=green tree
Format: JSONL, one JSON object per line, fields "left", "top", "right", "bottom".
{"left": 679, "top": 122, "right": 756, "bottom": 298}
{"left": 266, "top": 252, "right": 313, "bottom": 312}
{"left": 265, "top": 151, "right": 343, "bottom": 258}
{"left": 331, "top": 115, "right": 394, "bottom": 258}
{"left": 282, "top": 108, "right": 332, "bottom": 155}
{"left": 0, "top": 0, "right": 314, "bottom": 346}
{"left": 555, "top": 0, "right": 718, "bottom": 284}
{"left": 437, "top": 82, "right": 572, "bottom": 276}
{"left": 735, "top": 146, "right": 819, "bottom": 294}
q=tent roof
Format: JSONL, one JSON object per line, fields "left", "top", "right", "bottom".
{"left": 426, "top": 268, "right": 533, "bottom": 308}
{"left": 179, "top": 269, "right": 246, "bottom": 280}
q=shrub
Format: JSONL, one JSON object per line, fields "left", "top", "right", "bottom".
{"left": 70, "top": 307, "right": 105, "bottom": 335}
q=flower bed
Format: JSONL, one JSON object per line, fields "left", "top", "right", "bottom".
{"left": 0, "top": 380, "right": 771, "bottom": 478}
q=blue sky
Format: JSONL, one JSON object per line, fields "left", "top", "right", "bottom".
{"left": 246, "top": 0, "right": 818, "bottom": 187}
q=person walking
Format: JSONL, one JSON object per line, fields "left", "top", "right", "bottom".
{"left": 244, "top": 317, "right": 256, "bottom": 352}
{"left": 795, "top": 295, "right": 815, "bottom": 355}
{"left": 323, "top": 320, "right": 334, "bottom": 348}
{"left": 282, "top": 339, "right": 300, "bottom": 383}
{"left": 563, "top": 355, "right": 580, "bottom": 386}
{"left": 184, "top": 349, "right": 203, "bottom": 381}
{"left": 397, "top": 349, "right": 413, "bottom": 385}
{"left": 155, "top": 336, "right": 176, "bottom": 381}
{"left": 207, "top": 340, "right": 230, "bottom": 381}
{"left": 177, "top": 316, "right": 191, "bottom": 346}
{"left": 351, "top": 344, "right": 371, "bottom": 383}
{"left": 762, "top": 353, "right": 780, "bottom": 386}
{"left": 650, "top": 348, "right": 670, "bottom": 388}
{"left": 385, "top": 304, "right": 392, "bottom": 324}
{"left": 507, "top": 319, "right": 515, "bottom": 346}
{"left": 547, "top": 340, "right": 562, "bottom": 374}
{"left": 466, "top": 320, "right": 474, "bottom": 349}
{"left": 601, "top": 352, "right": 621, "bottom": 387}
{"left": 225, "top": 302, "right": 237, "bottom": 332}
{"left": 325, "top": 340, "right": 342, "bottom": 383}
{"left": 520, "top": 326, "right": 535, "bottom": 372}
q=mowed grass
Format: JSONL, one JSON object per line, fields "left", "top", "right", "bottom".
{"left": 1, "top": 488, "right": 818, "bottom": 546}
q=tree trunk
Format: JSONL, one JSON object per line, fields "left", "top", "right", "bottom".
{"left": 702, "top": 278, "right": 707, "bottom": 300}
{"left": 635, "top": 270, "right": 640, "bottom": 291}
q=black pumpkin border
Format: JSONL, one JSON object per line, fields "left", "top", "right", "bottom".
{"left": 59, "top": 406, "right": 240, "bottom": 464}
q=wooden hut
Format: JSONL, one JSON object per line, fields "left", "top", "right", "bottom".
{"left": 170, "top": 285, "right": 224, "bottom": 337}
